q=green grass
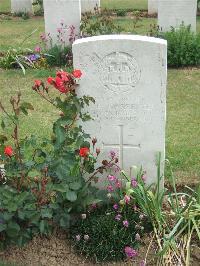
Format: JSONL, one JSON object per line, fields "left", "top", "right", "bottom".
{"left": 0, "top": 17, "right": 44, "bottom": 50}
{"left": 102, "top": 0, "right": 147, "bottom": 10}
{"left": 1, "top": 0, "right": 148, "bottom": 13}
{"left": 0, "top": 0, "right": 10, "bottom": 13}
{"left": 0, "top": 68, "right": 199, "bottom": 183}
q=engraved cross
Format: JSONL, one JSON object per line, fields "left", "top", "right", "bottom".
{"left": 103, "top": 125, "right": 141, "bottom": 169}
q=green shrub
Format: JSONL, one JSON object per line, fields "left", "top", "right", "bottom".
{"left": 116, "top": 9, "right": 127, "bottom": 17}
{"left": 46, "top": 45, "right": 72, "bottom": 67}
{"left": 71, "top": 205, "right": 150, "bottom": 263}
{"left": 13, "top": 11, "right": 30, "bottom": 20}
{"left": 159, "top": 25, "right": 200, "bottom": 67}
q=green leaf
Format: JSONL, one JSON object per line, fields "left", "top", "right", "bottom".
{"left": 20, "top": 102, "right": 34, "bottom": 111}
{"left": 1, "top": 120, "right": 5, "bottom": 129}
{"left": 0, "top": 223, "right": 6, "bottom": 232}
{"left": 66, "top": 190, "right": 77, "bottom": 202}
{"left": 39, "top": 220, "right": 45, "bottom": 234}
{"left": 0, "top": 134, "right": 8, "bottom": 143}
{"left": 53, "top": 183, "right": 68, "bottom": 193}
{"left": 41, "top": 208, "right": 53, "bottom": 219}
{"left": 7, "top": 221, "right": 20, "bottom": 237}
{"left": 69, "top": 181, "right": 82, "bottom": 191}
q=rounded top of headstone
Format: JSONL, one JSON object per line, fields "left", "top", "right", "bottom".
{"left": 73, "top": 35, "right": 167, "bottom": 46}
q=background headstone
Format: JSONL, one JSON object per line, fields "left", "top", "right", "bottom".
{"left": 158, "top": 0, "right": 197, "bottom": 32}
{"left": 43, "top": 0, "right": 81, "bottom": 46}
{"left": 73, "top": 35, "right": 167, "bottom": 184}
{"left": 81, "top": 0, "right": 100, "bottom": 13}
{"left": 11, "top": 0, "right": 33, "bottom": 13}
{"left": 148, "top": 0, "right": 158, "bottom": 14}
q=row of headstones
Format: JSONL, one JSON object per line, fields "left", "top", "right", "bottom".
{"left": 149, "top": 0, "right": 197, "bottom": 32}
{"left": 11, "top": 0, "right": 100, "bottom": 15}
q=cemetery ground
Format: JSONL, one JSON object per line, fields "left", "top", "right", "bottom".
{"left": 0, "top": 15, "right": 200, "bottom": 184}
{"left": 0, "top": 2, "right": 200, "bottom": 266}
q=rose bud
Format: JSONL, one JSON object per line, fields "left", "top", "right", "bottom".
{"left": 115, "top": 158, "right": 119, "bottom": 163}
{"left": 102, "top": 160, "right": 108, "bottom": 166}
{"left": 96, "top": 148, "right": 100, "bottom": 155}
{"left": 92, "top": 137, "right": 97, "bottom": 146}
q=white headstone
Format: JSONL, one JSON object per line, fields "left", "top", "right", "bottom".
{"left": 73, "top": 35, "right": 167, "bottom": 184}
{"left": 148, "top": 0, "right": 158, "bottom": 14}
{"left": 81, "top": 0, "right": 100, "bottom": 13}
{"left": 11, "top": 0, "right": 33, "bottom": 13}
{"left": 43, "top": 0, "right": 81, "bottom": 46}
{"left": 158, "top": 0, "right": 197, "bottom": 32}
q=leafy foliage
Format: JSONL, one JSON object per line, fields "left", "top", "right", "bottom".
{"left": 71, "top": 205, "right": 150, "bottom": 263}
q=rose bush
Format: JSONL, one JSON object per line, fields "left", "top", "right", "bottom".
{"left": 0, "top": 69, "right": 111, "bottom": 249}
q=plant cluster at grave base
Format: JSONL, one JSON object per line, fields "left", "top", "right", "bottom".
{"left": 0, "top": 22, "right": 75, "bottom": 72}
{"left": 149, "top": 24, "right": 200, "bottom": 67}
{"left": 71, "top": 154, "right": 200, "bottom": 265}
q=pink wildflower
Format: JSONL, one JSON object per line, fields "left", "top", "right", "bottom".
{"left": 113, "top": 204, "right": 119, "bottom": 210}
{"left": 124, "top": 195, "right": 130, "bottom": 204}
{"left": 115, "top": 214, "right": 122, "bottom": 221}
{"left": 107, "top": 185, "right": 114, "bottom": 192}
{"left": 108, "top": 175, "right": 116, "bottom": 182}
{"left": 124, "top": 246, "right": 138, "bottom": 258}
{"left": 123, "top": 220, "right": 129, "bottom": 228}
{"left": 131, "top": 178, "right": 138, "bottom": 187}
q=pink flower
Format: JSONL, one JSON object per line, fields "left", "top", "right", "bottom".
{"left": 109, "top": 150, "right": 116, "bottom": 159}
{"left": 123, "top": 220, "right": 129, "bottom": 228}
{"left": 75, "top": 235, "right": 81, "bottom": 241}
{"left": 91, "top": 203, "right": 97, "bottom": 209}
{"left": 140, "top": 260, "right": 146, "bottom": 266}
{"left": 108, "top": 175, "right": 116, "bottom": 182}
{"left": 113, "top": 204, "right": 119, "bottom": 210}
{"left": 115, "top": 179, "right": 121, "bottom": 188}
{"left": 131, "top": 178, "right": 138, "bottom": 187}
{"left": 124, "top": 195, "right": 130, "bottom": 204}
{"left": 107, "top": 185, "right": 114, "bottom": 192}
{"left": 115, "top": 214, "right": 122, "bottom": 221}
{"left": 34, "top": 45, "right": 41, "bottom": 53}
{"left": 57, "top": 27, "right": 62, "bottom": 33}
{"left": 124, "top": 246, "right": 138, "bottom": 258}
{"left": 142, "top": 174, "right": 147, "bottom": 182}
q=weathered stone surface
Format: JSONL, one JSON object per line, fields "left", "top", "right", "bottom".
{"left": 43, "top": 0, "right": 81, "bottom": 46}
{"left": 81, "top": 0, "right": 100, "bottom": 13}
{"left": 158, "top": 0, "right": 197, "bottom": 32}
{"left": 11, "top": 0, "right": 33, "bottom": 13}
{"left": 148, "top": 0, "right": 158, "bottom": 14}
{"left": 73, "top": 35, "right": 167, "bottom": 184}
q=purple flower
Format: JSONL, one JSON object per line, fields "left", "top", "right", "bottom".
{"left": 123, "top": 220, "right": 129, "bottom": 228}
{"left": 84, "top": 234, "right": 89, "bottom": 241}
{"left": 91, "top": 203, "right": 97, "bottom": 209}
{"left": 124, "top": 246, "right": 138, "bottom": 258}
{"left": 109, "top": 150, "right": 116, "bottom": 159}
{"left": 108, "top": 175, "right": 116, "bottom": 182}
{"left": 113, "top": 203, "right": 119, "bottom": 210}
{"left": 27, "top": 54, "right": 37, "bottom": 61}
{"left": 75, "top": 235, "right": 81, "bottom": 241}
{"left": 131, "top": 178, "right": 138, "bottom": 188}
{"left": 140, "top": 260, "right": 146, "bottom": 266}
{"left": 107, "top": 185, "right": 114, "bottom": 192}
{"left": 135, "top": 233, "right": 141, "bottom": 241}
{"left": 115, "top": 214, "right": 122, "bottom": 221}
{"left": 124, "top": 195, "right": 130, "bottom": 204}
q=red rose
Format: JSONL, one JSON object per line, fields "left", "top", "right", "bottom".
{"left": 4, "top": 146, "right": 13, "bottom": 157}
{"left": 47, "top": 77, "right": 55, "bottom": 84}
{"left": 34, "top": 80, "right": 42, "bottom": 87}
{"left": 72, "top": 69, "right": 82, "bottom": 78}
{"left": 79, "top": 147, "right": 89, "bottom": 157}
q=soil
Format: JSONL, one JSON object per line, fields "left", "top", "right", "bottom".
{"left": 1, "top": 229, "right": 199, "bottom": 266}
{"left": 0, "top": 229, "right": 156, "bottom": 266}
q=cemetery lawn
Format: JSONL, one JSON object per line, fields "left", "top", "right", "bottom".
{"left": 0, "top": 68, "right": 199, "bottom": 184}
{"left": 102, "top": 0, "right": 147, "bottom": 10}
